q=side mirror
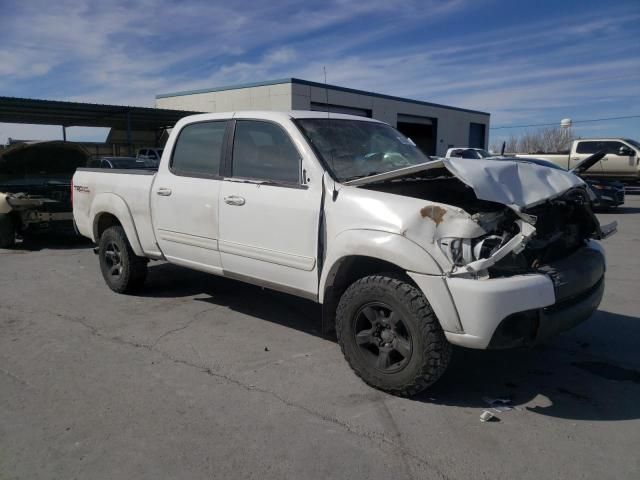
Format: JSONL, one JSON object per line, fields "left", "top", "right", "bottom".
{"left": 619, "top": 146, "right": 634, "bottom": 156}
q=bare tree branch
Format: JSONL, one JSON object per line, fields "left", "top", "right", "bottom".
{"left": 494, "top": 127, "right": 574, "bottom": 154}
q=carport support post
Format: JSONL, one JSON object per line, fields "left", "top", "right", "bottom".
{"left": 126, "top": 110, "right": 132, "bottom": 155}
{"left": 62, "top": 126, "right": 67, "bottom": 142}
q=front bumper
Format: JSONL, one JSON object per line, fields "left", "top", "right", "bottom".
{"left": 409, "top": 243, "right": 605, "bottom": 349}
{"left": 594, "top": 190, "right": 625, "bottom": 207}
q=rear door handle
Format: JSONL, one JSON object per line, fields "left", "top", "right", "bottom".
{"left": 156, "top": 187, "right": 172, "bottom": 196}
{"left": 224, "top": 195, "right": 245, "bottom": 206}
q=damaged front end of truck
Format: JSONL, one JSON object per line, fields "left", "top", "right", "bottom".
{"left": 348, "top": 157, "right": 616, "bottom": 348}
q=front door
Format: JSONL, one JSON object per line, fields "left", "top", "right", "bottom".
{"left": 218, "top": 119, "right": 322, "bottom": 298}
{"left": 600, "top": 140, "right": 637, "bottom": 177}
{"left": 151, "top": 120, "right": 229, "bottom": 273}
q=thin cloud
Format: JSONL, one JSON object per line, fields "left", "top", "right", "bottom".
{"left": 0, "top": 0, "right": 638, "bottom": 142}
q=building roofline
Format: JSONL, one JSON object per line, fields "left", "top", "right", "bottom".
{"left": 155, "top": 79, "right": 294, "bottom": 99}
{"left": 155, "top": 78, "right": 490, "bottom": 116}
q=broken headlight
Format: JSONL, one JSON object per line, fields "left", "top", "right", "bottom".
{"left": 438, "top": 235, "right": 504, "bottom": 266}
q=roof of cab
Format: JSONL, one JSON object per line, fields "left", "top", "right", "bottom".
{"left": 176, "top": 110, "right": 383, "bottom": 127}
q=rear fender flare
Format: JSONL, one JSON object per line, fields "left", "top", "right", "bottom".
{"left": 90, "top": 193, "right": 144, "bottom": 256}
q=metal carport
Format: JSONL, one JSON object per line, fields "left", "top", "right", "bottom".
{"left": 0, "top": 96, "right": 202, "bottom": 151}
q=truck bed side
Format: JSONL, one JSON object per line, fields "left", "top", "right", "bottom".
{"left": 72, "top": 168, "right": 160, "bottom": 257}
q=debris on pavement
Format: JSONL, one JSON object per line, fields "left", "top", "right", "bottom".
{"left": 480, "top": 410, "right": 498, "bottom": 422}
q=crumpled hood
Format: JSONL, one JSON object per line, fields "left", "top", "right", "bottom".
{"left": 442, "top": 157, "right": 584, "bottom": 210}
{"left": 345, "top": 157, "right": 584, "bottom": 211}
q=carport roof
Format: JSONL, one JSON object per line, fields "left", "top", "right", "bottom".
{"left": 0, "top": 96, "right": 202, "bottom": 130}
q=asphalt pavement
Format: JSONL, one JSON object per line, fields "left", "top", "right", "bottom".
{"left": 1, "top": 198, "right": 639, "bottom": 479}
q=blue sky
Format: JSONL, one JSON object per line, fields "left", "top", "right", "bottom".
{"left": 0, "top": 0, "right": 638, "bottom": 145}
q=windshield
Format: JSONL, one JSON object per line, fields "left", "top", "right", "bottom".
{"left": 296, "top": 119, "right": 430, "bottom": 181}
{"left": 624, "top": 138, "right": 640, "bottom": 149}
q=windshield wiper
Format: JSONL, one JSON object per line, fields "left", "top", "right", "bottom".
{"left": 343, "top": 171, "right": 381, "bottom": 182}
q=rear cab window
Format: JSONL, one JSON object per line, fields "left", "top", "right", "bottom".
{"left": 171, "top": 121, "right": 228, "bottom": 177}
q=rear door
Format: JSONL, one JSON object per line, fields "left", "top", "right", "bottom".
{"left": 217, "top": 119, "right": 322, "bottom": 298}
{"left": 150, "top": 120, "right": 229, "bottom": 274}
{"left": 572, "top": 141, "right": 604, "bottom": 174}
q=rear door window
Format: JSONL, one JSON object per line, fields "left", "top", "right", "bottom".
{"left": 576, "top": 142, "right": 598, "bottom": 154}
{"left": 171, "top": 121, "right": 227, "bottom": 177}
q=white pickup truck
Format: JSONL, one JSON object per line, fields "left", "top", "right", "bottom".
{"left": 516, "top": 138, "right": 640, "bottom": 179}
{"left": 72, "top": 111, "right": 614, "bottom": 395}
{"left": 444, "top": 147, "right": 495, "bottom": 159}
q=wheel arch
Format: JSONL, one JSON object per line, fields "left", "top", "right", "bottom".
{"left": 320, "top": 230, "right": 442, "bottom": 304}
{"left": 319, "top": 230, "right": 443, "bottom": 334}
{"left": 90, "top": 193, "right": 144, "bottom": 256}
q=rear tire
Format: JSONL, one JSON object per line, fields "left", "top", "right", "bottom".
{"left": 98, "top": 226, "right": 147, "bottom": 293}
{"left": 0, "top": 214, "right": 16, "bottom": 249}
{"left": 336, "top": 273, "right": 452, "bottom": 396}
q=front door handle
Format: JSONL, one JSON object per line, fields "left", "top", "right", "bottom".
{"left": 156, "top": 187, "right": 172, "bottom": 196}
{"left": 224, "top": 195, "right": 245, "bottom": 206}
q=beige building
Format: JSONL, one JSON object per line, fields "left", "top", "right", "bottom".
{"left": 156, "top": 78, "right": 490, "bottom": 156}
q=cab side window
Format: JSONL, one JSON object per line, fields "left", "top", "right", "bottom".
{"left": 231, "top": 120, "right": 301, "bottom": 185}
{"left": 171, "top": 121, "right": 227, "bottom": 177}
{"left": 577, "top": 141, "right": 626, "bottom": 155}
{"left": 603, "top": 141, "right": 624, "bottom": 154}
{"left": 576, "top": 142, "right": 598, "bottom": 154}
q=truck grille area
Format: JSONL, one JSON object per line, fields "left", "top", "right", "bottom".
{"left": 536, "top": 246, "right": 605, "bottom": 302}
{"left": 489, "top": 187, "right": 602, "bottom": 279}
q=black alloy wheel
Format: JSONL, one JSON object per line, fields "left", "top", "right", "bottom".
{"left": 353, "top": 302, "right": 413, "bottom": 373}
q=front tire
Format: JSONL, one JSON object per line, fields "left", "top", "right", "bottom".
{"left": 99, "top": 226, "right": 148, "bottom": 293}
{"left": 336, "top": 274, "right": 452, "bottom": 396}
